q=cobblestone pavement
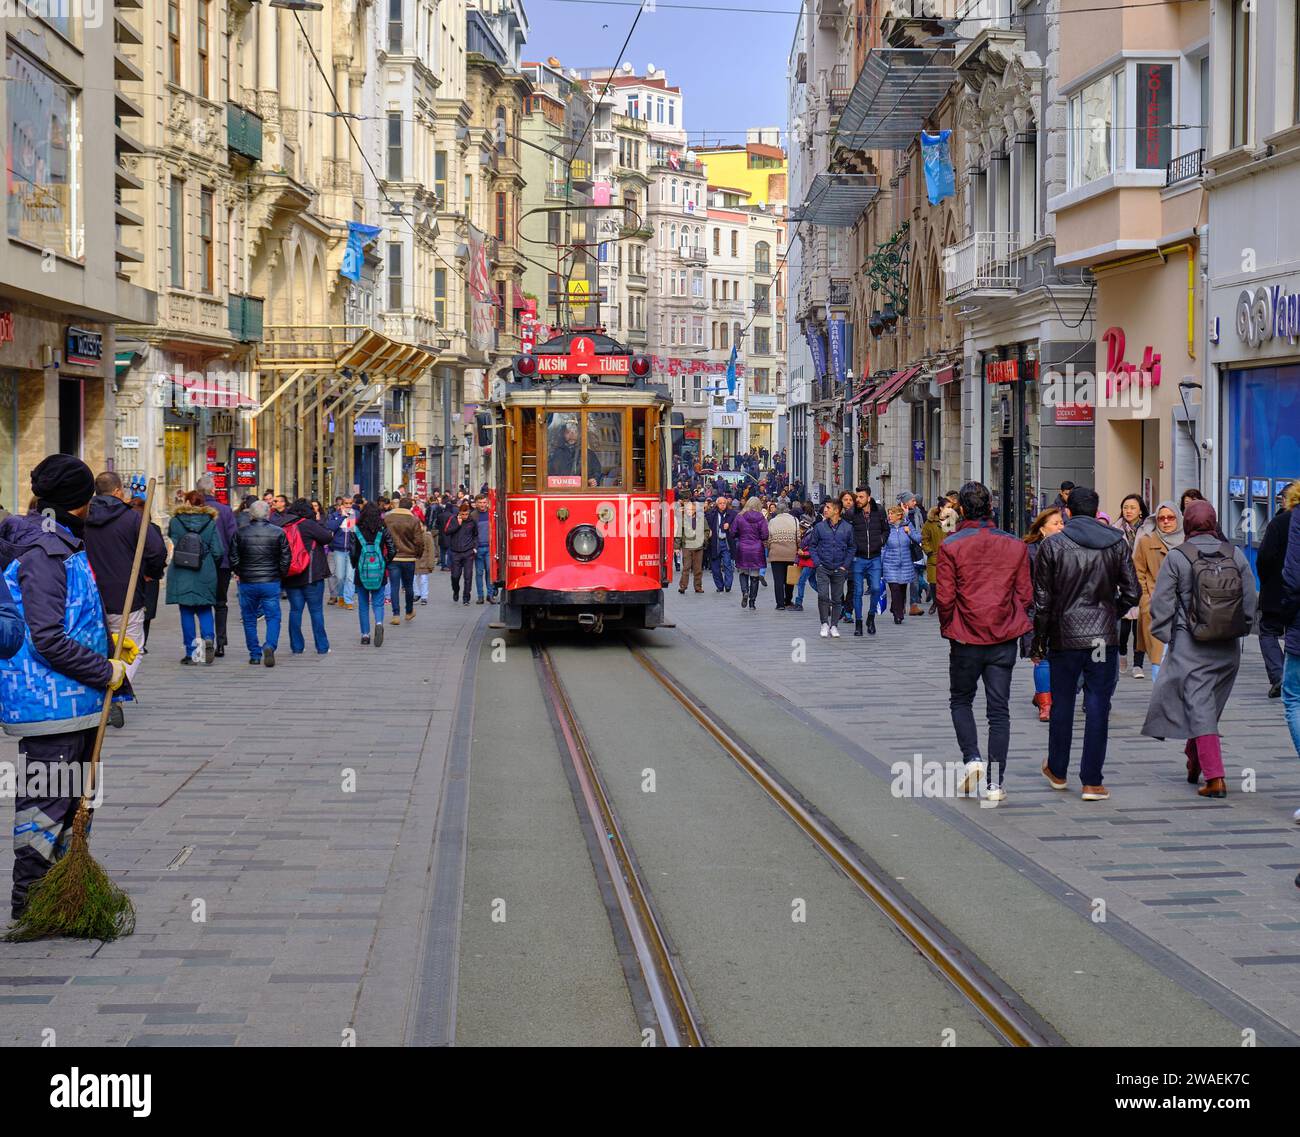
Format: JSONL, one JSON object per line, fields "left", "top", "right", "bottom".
{"left": 668, "top": 585, "right": 1300, "bottom": 1039}
{"left": 0, "top": 584, "right": 484, "bottom": 1046}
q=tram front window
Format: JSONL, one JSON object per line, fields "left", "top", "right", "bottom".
{"left": 587, "top": 411, "right": 622, "bottom": 487}
{"left": 545, "top": 413, "right": 583, "bottom": 485}
{"left": 543, "top": 411, "right": 625, "bottom": 488}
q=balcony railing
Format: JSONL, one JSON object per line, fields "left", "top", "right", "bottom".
{"left": 1166, "top": 149, "right": 1203, "bottom": 187}
{"left": 680, "top": 245, "right": 707, "bottom": 263}
{"left": 944, "top": 232, "right": 1033, "bottom": 298}
{"left": 227, "top": 102, "right": 263, "bottom": 163}
{"left": 752, "top": 298, "right": 771, "bottom": 315}
{"left": 228, "top": 293, "right": 265, "bottom": 343}
{"left": 546, "top": 179, "right": 568, "bottom": 200}
{"left": 829, "top": 278, "right": 852, "bottom": 306}
{"left": 827, "top": 64, "right": 850, "bottom": 118}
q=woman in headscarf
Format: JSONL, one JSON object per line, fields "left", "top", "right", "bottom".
{"left": 1113, "top": 494, "right": 1149, "bottom": 675}
{"left": 1132, "top": 500, "right": 1183, "bottom": 682}
{"left": 1141, "top": 501, "right": 1256, "bottom": 798}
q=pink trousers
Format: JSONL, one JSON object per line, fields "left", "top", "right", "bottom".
{"left": 1184, "top": 735, "right": 1225, "bottom": 780}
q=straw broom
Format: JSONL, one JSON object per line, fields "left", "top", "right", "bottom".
{"left": 6, "top": 477, "right": 158, "bottom": 942}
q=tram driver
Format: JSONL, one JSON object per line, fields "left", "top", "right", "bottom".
{"left": 548, "top": 418, "right": 603, "bottom": 486}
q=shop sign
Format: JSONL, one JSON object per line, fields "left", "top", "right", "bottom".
{"left": 230, "top": 448, "right": 259, "bottom": 492}
{"left": 1055, "top": 402, "right": 1095, "bottom": 425}
{"left": 1237, "top": 283, "right": 1300, "bottom": 348}
{"left": 66, "top": 327, "right": 103, "bottom": 367}
{"left": 0, "top": 311, "right": 14, "bottom": 347}
{"left": 383, "top": 429, "right": 404, "bottom": 448}
{"left": 749, "top": 395, "right": 778, "bottom": 410}
{"left": 912, "top": 439, "right": 925, "bottom": 462}
{"left": 986, "top": 359, "right": 1018, "bottom": 384}
{"left": 1101, "top": 326, "right": 1161, "bottom": 396}
{"left": 121, "top": 436, "right": 140, "bottom": 449}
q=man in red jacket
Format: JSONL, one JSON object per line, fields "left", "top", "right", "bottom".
{"left": 935, "top": 481, "right": 1032, "bottom": 802}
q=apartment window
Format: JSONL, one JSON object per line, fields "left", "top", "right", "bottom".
{"left": 495, "top": 106, "right": 506, "bottom": 155}
{"left": 387, "top": 112, "right": 402, "bottom": 180}
{"left": 168, "top": 0, "right": 181, "bottom": 85}
{"left": 754, "top": 241, "right": 771, "bottom": 275}
{"left": 693, "top": 374, "right": 702, "bottom": 404}
{"left": 692, "top": 316, "right": 704, "bottom": 346}
{"left": 670, "top": 222, "right": 677, "bottom": 247}
{"left": 753, "top": 368, "right": 769, "bottom": 395}
{"left": 1231, "top": 2, "right": 1253, "bottom": 147}
{"left": 753, "top": 327, "right": 770, "bottom": 354}
{"left": 668, "top": 101, "right": 675, "bottom": 126}
{"left": 733, "top": 322, "right": 742, "bottom": 348}
{"left": 496, "top": 281, "right": 507, "bottom": 331}
{"left": 1067, "top": 70, "right": 1122, "bottom": 186}
{"left": 434, "top": 150, "right": 447, "bottom": 204}
{"left": 170, "top": 178, "right": 185, "bottom": 288}
{"left": 464, "top": 173, "right": 472, "bottom": 215}
{"left": 712, "top": 227, "right": 720, "bottom": 255}
{"left": 197, "top": 0, "right": 210, "bottom": 99}
{"left": 691, "top": 272, "right": 704, "bottom": 297}
{"left": 776, "top": 324, "right": 784, "bottom": 353}
{"left": 227, "top": 206, "right": 238, "bottom": 292}
{"left": 678, "top": 270, "right": 687, "bottom": 293}
{"left": 656, "top": 97, "right": 665, "bottom": 123}
{"left": 548, "top": 210, "right": 561, "bottom": 246}
{"left": 434, "top": 267, "right": 446, "bottom": 326}
{"left": 199, "top": 188, "right": 214, "bottom": 293}
{"left": 730, "top": 230, "right": 738, "bottom": 257}
{"left": 388, "top": 0, "right": 403, "bottom": 53}
{"left": 712, "top": 278, "right": 718, "bottom": 301}
{"left": 671, "top": 177, "right": 678, "bottom": 203}
{"left": 496, "top": 192, "right": 507, "bottom": 240}
{"left": 388, "top": 242, "right": 403, "bottom": 308}
{"left": 1295, "top": 2, "right": 1300, "bottom": 124}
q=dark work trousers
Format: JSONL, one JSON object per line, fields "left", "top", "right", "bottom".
{"left": 1047, "top": 645, "right": 1120, "bottom": 787}
{"left": 11, "top": 727, "right": 96, "bottom": 914}
{"left": 1259, "top": 612, "right": 1285, "bottom": 687}
{"left": 948, "top": 639, "right": 1016, "bottom": 780}
{"left": 1118, "top": 616, "right": 1145, "bottom": 667}
{"left": 771, "top": 561, "right": 792, "bottom": 608}
{"left": 888, "top": 582, "right": 909, "bottom": 621}
{"left": 815, "top": 565, "right": 847, "bottom": 625}
{"left": 214, "top": 566, "right": 232, "bottom": 647}
{"left": 450, "top": 552, "right": 474, "bottom": 600}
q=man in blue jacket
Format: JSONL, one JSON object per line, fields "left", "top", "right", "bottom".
{"left": 706, "top": 494, "right": 738, "bottom": 593}
{"left": 326, "top": 498, "right": 354, "bottom": 608}
{"left": 0, "top": 455, "right": 126, "bottom": 920}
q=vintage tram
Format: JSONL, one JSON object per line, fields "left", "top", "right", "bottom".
{"left": 479, "top": 330, "right": 679, "bottom": 631}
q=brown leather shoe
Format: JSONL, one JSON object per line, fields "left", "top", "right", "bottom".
{"left": 1081, "top": 785, "right": 1110, "bottom": 801}
{"left": 1041, "top": 761, "right": 1067, "bottom": 791}
{"left": 909, "top": 604, "right": 923, "bottom": 616}
{"left": 1198, "top": 777, "right": 1227, "bottom": 799}
{"left": 1033, "top": 693, "right": 1051, "bottom": 722}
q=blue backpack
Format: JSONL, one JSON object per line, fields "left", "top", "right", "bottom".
{"left": 357, "top": 530, "right": 386, "bottom": 592}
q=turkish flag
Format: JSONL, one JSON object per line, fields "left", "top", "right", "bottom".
{"left": 819, "top": 429, "right": 831, "bottom": 446}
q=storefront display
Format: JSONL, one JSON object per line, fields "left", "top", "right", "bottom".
{"left": 982, "top": 348, "right": 1040, "bottom": 535}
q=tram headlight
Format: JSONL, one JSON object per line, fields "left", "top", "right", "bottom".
{"left": 567, "top": 524, "right": 603, "bottom": 562}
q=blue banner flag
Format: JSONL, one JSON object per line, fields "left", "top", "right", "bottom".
{"left": 726, "top": 344, "right": 738, "bottom": 397}
{"left": 921, "top": 130, "right": 955, "bottom": 205}
{"left": 341, "top": 222, "right": 384, "bottom": 282}
{"left": 829, "top": 317, "right": 846, "bottom": 384}
{"left": 806, "top": 328, "right": 827, "bottom": 379}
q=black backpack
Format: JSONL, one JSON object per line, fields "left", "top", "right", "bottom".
{"left": 173, "top": 529, "right": 205, "bottom": 571}
{"left": 1177, "top": 541, "right": 1248, "bottom": 642}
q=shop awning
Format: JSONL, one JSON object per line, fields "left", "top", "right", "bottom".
{"left": 835, "top": 47, "right": 956, "bottom": 152}
{"left": 871, "top": 364, "right": 921, "bottom": 411}
{"left": 791, "top": 172, "right": 881, "bottom": 227}
{"left": 845, "top": 382, "right": 878, "bottom": 408}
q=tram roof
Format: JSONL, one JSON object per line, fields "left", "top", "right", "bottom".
{"left": 495, "top": 383, "right": 671, "bottom": 407}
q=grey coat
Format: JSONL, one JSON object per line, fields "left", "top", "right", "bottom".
{"left": 1141, "top": 534, "right": 1257, "bottom": 740}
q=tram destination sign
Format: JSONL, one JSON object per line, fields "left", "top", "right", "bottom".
{"left": 536, "top": 354, "right": 630, "bottom": 375}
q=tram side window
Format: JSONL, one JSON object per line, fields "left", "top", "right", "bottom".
{"left": 518, "top": 407, "right": 537, "bottom": 490}
{"left": 631, "top": 408, "right": 648, "bottom": 490}
{"left": 586, "top": 411, "right": 624, "bottom": 488}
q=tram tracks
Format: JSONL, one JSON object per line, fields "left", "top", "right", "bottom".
{"left": 533, "top": 635, "right": 1059, "bottom": 1048}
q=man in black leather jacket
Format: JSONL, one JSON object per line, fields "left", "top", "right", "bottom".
{"left": 229, "top": 499, "right": 291, "bottom": 665}
{"left": 1033, "top": 485, "right": 1141, "bottom": 801}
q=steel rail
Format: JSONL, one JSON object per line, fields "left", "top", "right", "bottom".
{"left": 625, "top": 640, "right": 1053, "bottom": 1048}
{"left": 533, "top": 645, "right": 705, "bottom": 1047}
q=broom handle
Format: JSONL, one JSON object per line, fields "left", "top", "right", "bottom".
{"left": 81, "top": 477, "right": 158, "bottom": 810}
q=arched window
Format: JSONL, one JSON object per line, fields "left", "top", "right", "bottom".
{"left": 671, "top": 177, "right": 678, "bottom": 203}
{"left": 659, "top": 222, "right": 665, "bottom": 244}
{"left": 495, "top": 106, "right": 506, "bottom": 154}
{"left": 670, "top": 223, "right": 677, "bottom": 247}
{"left": 754, "top": 241, "right": 771, "bottom": 275}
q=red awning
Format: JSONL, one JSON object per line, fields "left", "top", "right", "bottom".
{"left": 871, "top": 364, "right": 921, "bottom": 410}
{"left": 845, "top": 384, "right": 876, "bottom": 408}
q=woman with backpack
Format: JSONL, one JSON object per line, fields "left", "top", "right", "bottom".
{"left": 278, "top": 498, "right": 334, "bottom": 655}
{"left": 350, "top": 502, "right": 396, "bottom": 646}
{"left": 1141, "top": 501, "right": 1257, "bottom": 799}
{"left": 166, "top": 490, "right": 225, "bottom": 665}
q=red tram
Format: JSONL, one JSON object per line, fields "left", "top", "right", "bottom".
{"left": 480, "top": 330, "right": 679, "bottom": 631}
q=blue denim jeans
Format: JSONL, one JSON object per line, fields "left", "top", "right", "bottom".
{"left": 1283, "top": 653, "right": 1300, "bottom": 757}
{"left": 179, "top": 605, "right": 214, "bottom": 658}
{"left": 237, "top": 581, "right": 281, "bottom": 660}
{"left": 388, "top": 561, "right": 416, "bottom": 616}
{"left": 710, "top": 546, "right": 734, "bottom": 591}
{"left": 794, "top": 565, "right": 815, "bottom": 604}
{"left": 850, "top": 555, "right": 883, "bottom": 620}
{"left": 357, "top": 586, "right": 386, "bottom": 636}
{"left": 329, "top": 549, "right": 354, "bottom": 603}
{"left": 1033, "top": 658, "right": 1051, "bottom": 695}
{"left": 1047, "top": 646, "right": 1120, "bottom": 786}
{"left": 286, "top": 578, "right": 329, "bottom": 654}
{"left": 475, "top": 548, "right": 491, "bottom": 600}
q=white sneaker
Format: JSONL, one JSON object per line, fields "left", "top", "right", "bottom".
{"left": 956, "top": 759, "right": 985, "bottom": 795}
{"left": 1292, "top": 807, "right": 1300, "bottom": 825}
{"left": 986, "top": 778, "right": 1006, "bottom": 803}
{"left": 829, "top": 624, "right": 840, "bottom": 638}
{"left": 1132, "top": 666, "right": 1144, "bottom": 679}
{"left": 820, "top": 624, "right": 829, "bottom": 638}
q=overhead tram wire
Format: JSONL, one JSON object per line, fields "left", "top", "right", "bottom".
{"left": 533, "top": 0, "right": 1203, "bottom": 17}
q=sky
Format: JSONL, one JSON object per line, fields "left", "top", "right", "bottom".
{"left": 522, "top": 0, "right": 797, "bottom": 147}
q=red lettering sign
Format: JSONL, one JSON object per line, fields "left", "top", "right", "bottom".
{"left": 1102, "top": 326, "right": 1161, "bottom": 397}
{"left": 987, "top": 359, "right": 1019, "bottom": 384}
{"left": 0, "top": 311, "right": 14, "bottom": 347}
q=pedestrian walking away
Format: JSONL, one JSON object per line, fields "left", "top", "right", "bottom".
{"left": 197, "top": 473, "right": 238, "bottom": 658}
{"left": 1254, "top": 480, "right": 1300, "bottom": 698}
{"left": 935, "top": 481, "right": 1033, "bottom": 801}
{"left": 1032, "top": 486, "right": 1141, "bottom": 800}
{"left": 806, "top": 498, "right": 854, "bottom": 639}
{"left": 166, "top": 490, "right": 226, "bottom": 665}
{"left": 0, "top": 455, "right": 127, "bottom": 920}
{"left": 1022, "top": 507, "right": 1065, "bottom": 723}
{"left": 276, "top": 499, "right": 334, "bottom": 655}
{"left": 920, "top": 505, "right": 945, "bottom": 616}
{"left": 767, "top": 499, "right": 799, "bottom": 610}
{"left": 350, "top": 502, "right": 396, "bottom": 644}
{"left": 1133, "top": 501, "right": 1184, "bottom": 683}
{"left": 384, "top": 496, "right": 424, "bottom": 621}
{"left": 1142, "top": 501, "right": 1256, "bottom": 799}
{"left": 732, "top": 497, "right": 770, "bottom": 610}
{"left": 229, "top": 499, "right": 290, "bottom": 666}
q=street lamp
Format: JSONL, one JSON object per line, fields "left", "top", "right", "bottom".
{"left": 263, "top": 1, "right": 325, "bottom": 10}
